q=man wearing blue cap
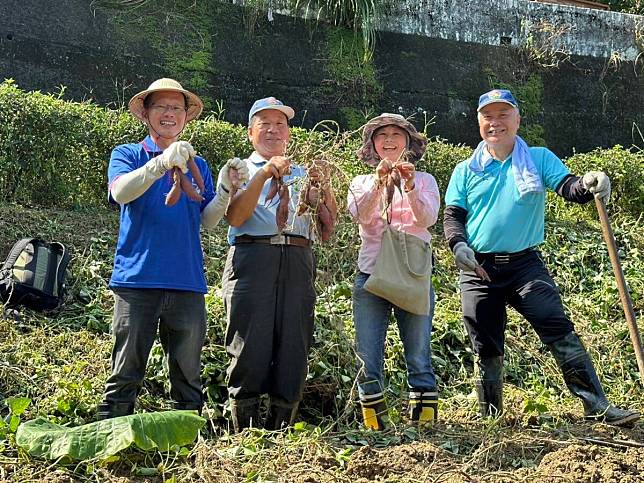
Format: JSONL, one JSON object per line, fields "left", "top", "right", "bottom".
{"left": 220, "top": 97, "right": 337, "bottom": 431}
{"left": 443, "top": 89, "right": 639, "bottom": 426}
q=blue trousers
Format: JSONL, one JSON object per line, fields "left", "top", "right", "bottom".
{"left": 352, "top": 271, "right": 437, "bottom": 397}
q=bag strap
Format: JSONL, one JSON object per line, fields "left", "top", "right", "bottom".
{"left": 1, "top": 238, "right": 37, "bottom": 272}
{"left": 47, "top": 242, "right": 71, "bottom": 296}
{"left": 394, "top": 227, "right": 432, "bottom": 277}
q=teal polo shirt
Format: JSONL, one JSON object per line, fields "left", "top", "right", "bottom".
{"left": 445, "top": 146, "right": 569, "bottom": 253}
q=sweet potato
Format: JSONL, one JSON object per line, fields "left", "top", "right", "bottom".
{"left": 165, "top": 168, "right": 182, "bottom": 206}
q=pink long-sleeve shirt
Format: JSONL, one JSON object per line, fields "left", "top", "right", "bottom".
{"left": 348, "top": 171, "right": 440, "bottom": 274}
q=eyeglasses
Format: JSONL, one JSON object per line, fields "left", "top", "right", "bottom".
{"left": 149, "top": 104, "right": 188, "bottom": 114}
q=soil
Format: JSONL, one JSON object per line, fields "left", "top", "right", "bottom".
{"left": 186, "top": 421, "right": 644, "bottom": 483}
{"left": 3, "top": 416, "right": 643, "bottom": 482}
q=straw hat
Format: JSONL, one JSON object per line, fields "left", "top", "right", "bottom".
{"left": 128, "top": 78, "right": 204, "bottom": 123}
{"left": 357, "top": 113, "right": 428, "bottom": 166}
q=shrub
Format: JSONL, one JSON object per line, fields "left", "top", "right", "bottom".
{"left": 2, "top": 80, "right": 640, "bottom": 219}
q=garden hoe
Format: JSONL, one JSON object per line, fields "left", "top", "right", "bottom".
{"left": 595, "top": 197, "right": 644, "bottom": 385}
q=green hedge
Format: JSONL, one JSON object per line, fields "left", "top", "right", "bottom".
{"left": 1, "top": 79, "right": 642, "bottom": 218}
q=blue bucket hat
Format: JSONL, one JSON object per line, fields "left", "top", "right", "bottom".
{"left": 477, "top": 89, "right": 519, "bottom": 112}
{"left": 248, "top": 97, "right": 295, "bottom": 125}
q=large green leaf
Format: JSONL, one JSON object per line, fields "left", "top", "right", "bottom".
{"left": 15, "top": 410, "right": 205, "bottom": 461}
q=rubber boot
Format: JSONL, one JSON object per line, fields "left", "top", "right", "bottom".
{"left": 265, "top": 401, "right": 298, "bottom": 430}
{"left": 230, "top": 397, "right": 261, "bottom": 433}
{"left": 96, "top": 401, "right": 135, "bottom": 420}
{"left": 359, "top": 392, "right": 388, "bottom": 431}
{"left": 474, "top": 355, "right": 504, "bottom": 417}
{"left": 548, "top": 332, "right": 639, "bottom": 427}
{"left": 408, "top": 388, "right": 438, "bottom": 424}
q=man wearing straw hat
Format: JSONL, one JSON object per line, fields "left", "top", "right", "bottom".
{"left": 97, "top": 78, "right": 249, "bottom": 419}
{"left": 443, "top": 88, "right": 639, "bottom": 426}
{"left": 221, "top": 97, "right": 337, "bottom": 431}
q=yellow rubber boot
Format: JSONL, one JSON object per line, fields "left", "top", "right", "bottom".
{"left": 408, "top": 389, "right": 438, "bottom": 424}
{"left": 360, "top": 392, "right": 388, "bottom": 431}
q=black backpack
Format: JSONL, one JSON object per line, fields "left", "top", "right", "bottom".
{"left": 0, "top": 238, "right": 71, "bottom": 312}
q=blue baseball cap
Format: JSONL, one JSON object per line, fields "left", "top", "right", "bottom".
{"left": 477, "top": 89, "right": 519, "bottom": 111}
{"left": 248, "top": 97, "right": 295, "bottom": 125}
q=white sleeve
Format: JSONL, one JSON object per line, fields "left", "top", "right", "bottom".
{"left": 110, "top": 157, "right": 166, "bottom": 204}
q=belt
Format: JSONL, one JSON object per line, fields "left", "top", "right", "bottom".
{"left": 475, "top": 247, "right": 536, "bottom": 264}
{"left": 234, "top": 234, "right": 312, "bottom": 247}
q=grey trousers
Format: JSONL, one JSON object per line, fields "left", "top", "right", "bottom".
{"left": 103, "top": 288, "right": 207, "bottom": 408}
{"left": 222, "top": 243, "right": 316, "bottom": 405}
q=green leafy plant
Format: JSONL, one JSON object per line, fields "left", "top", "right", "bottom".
{"left": 245, "top": 0, "right": 388, "bottom": 60}
{"left": 0, "top": 397, "right": 31, "bottom": 441}
{"left": 15, "top": 410, "right": 205, "bottom": 461}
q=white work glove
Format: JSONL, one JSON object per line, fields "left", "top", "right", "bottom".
{"left": 111, "top": 141, "right": 195, "bottom": 204}
{"left": 219, "top": 157, "right": 250, "bottom": 193}
{"left": 582, "top": 171, "right": 611, "bottom": 203}
{"left": 151, "top": 141, "right": 195, "bottom": 176}
{"left": 453, "top": 242, "right": 478, "bottom": 271}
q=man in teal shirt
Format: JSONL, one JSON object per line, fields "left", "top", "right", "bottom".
{"left": 444, "top": 89, "right": 638, "bottom": 426}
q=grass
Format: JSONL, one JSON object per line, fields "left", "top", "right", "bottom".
{"left": 1, "top": 144, "right": 643, "bottom": 480}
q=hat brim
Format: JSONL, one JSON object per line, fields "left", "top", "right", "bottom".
{"left": 128, "top": 86, "right": 204, "bottom": 123}
{"left": 250, "top": 105, "right": 295, "bottom": 122}
{"left": 477, "top": 99, "right": 518, "bottom": 112}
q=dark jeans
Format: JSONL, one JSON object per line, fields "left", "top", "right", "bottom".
{"left": 460, "top": 251, "right": 574, "bottom": 357}
{"left": 103, "top": 288, "right": 207, "bottom": 407}
{"left": 222, "top": 243, "right": 316, "bottom": 406}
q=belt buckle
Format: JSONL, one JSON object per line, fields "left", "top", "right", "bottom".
{"left": 269, "top": 234, "right": 286, "bottom": 245}
{"left": 494, "top": 254, "right": 510, "bottom": 264}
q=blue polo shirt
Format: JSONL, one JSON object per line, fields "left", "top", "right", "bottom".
{"left": 445, "top": 146, "right": 569, "bottom": 253}
{"left": 107, "top": 136, "right": 216, "bottom": 293}
{"left": 220, "top": 151, "right": 313, "bottom": 245}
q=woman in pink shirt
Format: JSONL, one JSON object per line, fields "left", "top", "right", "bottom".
{"left": 348, "top": 113, "right": 441, "bottom": 430}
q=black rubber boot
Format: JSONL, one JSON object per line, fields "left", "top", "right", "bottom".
{"left": 96, "top": 401, "right": 135, "bottom": 420}
{"left": 359, "top": 392, "right": 388, "bottom": 431}
{"left": 475, "top": 356, "right": 504, "bottom": 417}
{"left": 230, "top": 397, "right": 261, "bottom": 432}
{"left": 548, "top": 332, "right": 640, "bottom": 427}
{"left": 265, "top": 401, "right": 298, "bottom": 430}
{"left": 408, "top": 388, "right": 438, "bottom": 424}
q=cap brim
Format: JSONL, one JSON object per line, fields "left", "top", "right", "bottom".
{"left": 128, "top": 87, "right": 204, "bottom": 122}
{"left": 477, "top": 99, "right": 518, "bottom": 112}
{"left": 252, "top": 105, "right": 295, "bottom": 121}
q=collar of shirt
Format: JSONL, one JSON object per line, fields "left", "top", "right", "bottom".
{"left": 141, "top": 135, "right": 164, "bottom": 155}
{"left": 482, "top": 145, "right": 511, "bottom": 168}
{"left": 249, "top": 151, "right": 268, "bottom": 165}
